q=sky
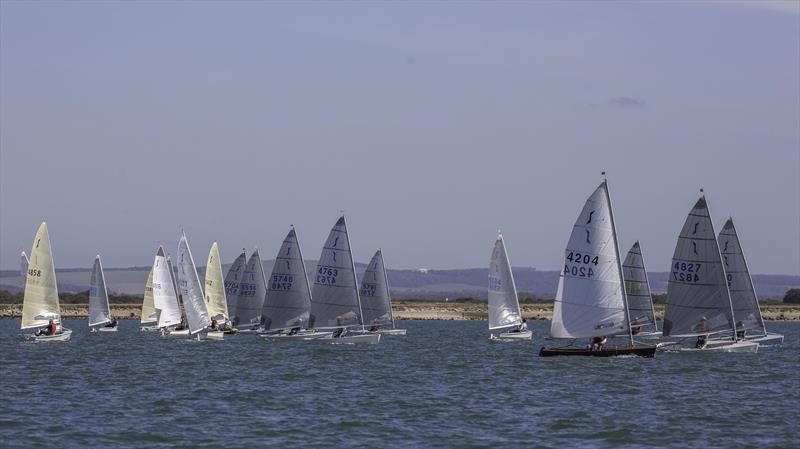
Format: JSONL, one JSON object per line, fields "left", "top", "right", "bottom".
{"left": 1, "top": 1, "right": 798, "bottom": 275}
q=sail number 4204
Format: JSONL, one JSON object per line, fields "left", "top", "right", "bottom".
{"left": 563, "top": 251, "right": 598, "bottom": 278}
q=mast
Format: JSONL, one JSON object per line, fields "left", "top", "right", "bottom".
{"left": 343, "top": 215, "right": 366, "bottom": 332}
{"left": 379, "top": 249, "right": 395, "bottom": 329}
{"left": 602, "top": 175, "right": 634, "bottom": 346}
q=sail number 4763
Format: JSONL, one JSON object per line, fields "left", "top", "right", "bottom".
{"left": 563, "top": 251, "right": 598, "bottom": 278}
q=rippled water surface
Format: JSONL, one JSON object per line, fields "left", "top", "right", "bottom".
{"left": 1, "top": 320, "right": 798, "bottom": 448}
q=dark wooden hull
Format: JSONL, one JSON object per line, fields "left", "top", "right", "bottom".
{"left": 539, "top": 345, "right": 657, "bottom": 358}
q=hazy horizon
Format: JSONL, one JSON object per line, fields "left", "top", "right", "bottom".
{"left": 1, "top": 1, "right": 798, "bottom": 275}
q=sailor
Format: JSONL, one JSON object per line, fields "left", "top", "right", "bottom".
{"left": 210, "top": 318, "right": 218, "bottom": 331}
{"left": 37, "top": 319, "right": 56, "bottom": 336}
{"left": 289, "top": 326, "right": 302, "bottom": 335}
{"left": 590, "top": 336, "right": 607, "bottom": 350}
{"left": 519, "top": 319, "right": 529, "bottom": 332}
{"left": 333, "top": 327, "right": 347, "bottom": 338}
{"left": 105, "top": 318, "right": 118, "bottom": 328}
{"left": 695, "top": 316, "right": 710, "bottom": 349}
{"left": 735, "top": 321, "right": 746, "bottom": 340}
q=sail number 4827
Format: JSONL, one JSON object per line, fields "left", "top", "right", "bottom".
{"left": 672, "top": 261, "right": 701, "bottom": 283}
{"left": 563, "top": 251, "right": 598, "bottom": 278}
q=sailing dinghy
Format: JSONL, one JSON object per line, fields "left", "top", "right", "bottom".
{"left": 176, "top": 232, "right": 223, "bottom": 340}
{"left": 20, "top": 251, "right": 29, "bottom": 278}
{"left": 309, "top": 216, "right": 380, "bottom": 344}
{"left": 204, "top": 242, "right": 230, "bottom": 330}
{"left": 660, "top": 195, "right": 758, "bottom": 353}
{"left": 539, "top": 180, "right": 656, "bottom": 357}
{"left": 140, "top": 265, "right": 159, "bottom": 331}
{"left": 359, "top": 249, "right": 406, "bottom": 336}
{"left": 89, "top": 255, "right": 118, "bottom": 332}
{"left": 21, "top": 222, "right": 71, "bottom": 342}
{"left": 167, "top": 255, "right": 190, "bottom": 336}
{"left": 718, "top": 218, "right": 783, "bottom": 346}
{"left": 488, "top": 234, "right": 530, "bottom": 340}
{"left": 152, "top": 246, "right": 183, "bottom": 335}
{"left": 619, "top": 241, "right": 660, "bottom": 339}
{"left": 222, "top": 249, "right": 247, "bottom": 332}
{"left": 234, "top": 250, "right": 268, "bottom": 331}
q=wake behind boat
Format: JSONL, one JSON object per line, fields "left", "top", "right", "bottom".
{"left": 487, "top": 233, "right": 531, "bottom": 341}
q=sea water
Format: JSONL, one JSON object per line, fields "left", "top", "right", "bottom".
{"left": 0, "top": 320, "right": 797, "bottom": 448}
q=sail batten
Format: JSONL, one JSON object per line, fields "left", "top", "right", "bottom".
{"left": 261, "top": 228, "right": 312, "bottom": 331}
{"left": 88, "top": 256, "right": 112, "bottom": 327}
{"left": 21, "top": 223, "right": 61, "bottom": 330}
{"left": 176, "top": 233, "right": 211, "bottom": 335}
{"left": 488, "top": 234, "right": 523, "bottom": 330}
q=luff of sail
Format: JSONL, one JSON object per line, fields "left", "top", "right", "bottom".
{"left": 261, "top": 228, "right": 312, "bottom": 331}
{"left": 663, "top": 196, "right": 734, "bottom": 337}
{"left": 622, "top": 241, "right": 657, "bottom": 331}
{"left": 176, "top": 233, "right": 212, "bottom": 335}
{"left": 718, "top": 218, "right": 766, "bottom": 336}
{"left": 488, "top": 234, "right": 522, "bottom": 330}
{"left": 140, "top": 266, "right": 158, "bottom": 325}
{"left": 309, "top": 216, "right": 362, "bottom": 329}
{"left": 224, "top": 251, "right": 247, "bottom": 322}
{"left": 550, "top": 182, "right": 628, "bottom": 339}
{"left": 204, "top": 242, "right": 228, "bottom": 322}
{"left": 235, "top": 250, "right": 267, "bottom": 327}
{"left": 88, "top": 255, "right": 112, "bottom": 327}
{"left": 153, "top": 247, "right": 182, "bottom": 329}
{"left": 21, "top": 222, "right": 61, "bottom": 330}
{"left": 360, "top": 250, "right": 393, "bottom": 328}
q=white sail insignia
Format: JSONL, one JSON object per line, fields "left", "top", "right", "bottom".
{"left": 140, "top": 266, "right": 158, "bottom": 325}
{"left": 549, "top": 182, "right": 629, "bottom": 339}
{"left": 88, "top": 255, "right": 112, "bottom": 327}
{"left": 663, "top": 196, "right": 734, "bottom": 337}
{"left": 261, "top": 228, "right": 312, "bottom": 331}
{"left": 622, "top": 241, "right": 657, "bottom": 331}
{"left": 488, "top": 234, "right": 523, "bottom": 330}
{"left": 153, "top": 247, "right": 182, "bottom": 329}
{"left": 176, "top": 233, "right": 212, "bottom": 335}
{"left": 204, "top": 242, "right": 228, "bottom": 322}
{"left": 235, "top": 250, "right": 267, "bottom": 328}
{"left": 718, "top": 218, "right": 766, "bottom": 336}
{"left": 309, "top": 216, "right": 363, "bottom": 329}
{"left": 360, "top": 249, "right": 393, "bottom": 328}
{"left": 224, "top": 251, "right": 247, "bottom": 323}
{"left": 21, "top": 223, "right": 61, "bottom": 330}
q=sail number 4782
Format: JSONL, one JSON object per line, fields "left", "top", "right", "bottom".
{"left": 563, "top": 251, "right": 598, "bottom": 278}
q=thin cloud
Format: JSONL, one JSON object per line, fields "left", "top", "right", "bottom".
{"left": 609, "top": 96, "right": 647, "bottom": 109}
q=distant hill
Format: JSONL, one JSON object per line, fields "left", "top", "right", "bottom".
{"left": 1, "top": 261, "right": 796, "bottom": 300}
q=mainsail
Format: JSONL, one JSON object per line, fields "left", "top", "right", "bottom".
{"left": 235, "top": 250, "right": 267, "bottom": 327}
{"left": 360, "top": 249, "right": 394, "bottom": 328}
{"left": 663, "top": 196, "right": 734, "bottom": 337}
{"left": 204, "top": 242, "right": 228, "bottom": 322}
{"left": 718, "top": 218, "right": 766, "bottom": 336}
{"left": 140, "top": 266, "right": 158, "bottom": 325}
{"left": 261, "top": 228, "right": 312, "bottom": 331}
{"left": 549, "top": 182, "right": 629, "bottom": 339}
{"left": 622, "top": 241, "right": 657, "bottom": 331}
{"left": 488, "top": 234, "right": 523, "bottom": 330}
{"left": 153, "top": 246, "right": 182, "bottom": 329}
{"left": 21, "top": 222, "right": 61, "bottom": 330}
{"left": 309, "top": 216, "right": 363, "bottom": 329}
{"left": 224, "top": 250, "right": 247, "bottom": 322}
{"left": 176, "top": 233, "right": 212, "bottom": 335}
{"left": 20, "top": 251, "right": 29, "bottom": 278}
{"left": 88, "top": 255, "right": 112, "bottom": 327}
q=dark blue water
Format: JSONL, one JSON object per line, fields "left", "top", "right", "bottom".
{"left": 1, "top": 320, "right": 797, "bottom": 449}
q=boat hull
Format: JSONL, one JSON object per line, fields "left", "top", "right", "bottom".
{"left": 167, "top": 329, "right": 190, "bottom": 336}
{"left": 140, "top": 325, "right": 159, "bottom": 332}
{"left": 539, "top": 345, "right": 656, "bottom": 357}
{"left": 95, "top": 325, "right": 118, "bottom": 333}
{"left": 201, "top": 331, "right": 224, "bottom": 341}
{"left": 377, "top": 328, "right": 407, "bottom": 336}
{"left": 25, "top": 328, "right": 73, "bottom": 342}
{"left": 260, "top": 331, "right": 333, "bottom": 341}
{"left": 747, "top": 332, "right": 783, "bottom": 346}
{"left": 490, "top": 330, "right": 533, "bottom": 340}
{"left": 677, "top": 340, "right": 759, "bottom": 353}
{"left": 329, "top": 333, "right": 381, "bottom": 345}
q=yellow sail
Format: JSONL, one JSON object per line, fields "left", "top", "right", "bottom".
{"left": 204, "top": 242, "right": 229, "bottom": 321}
{"left": 21, "top": 222, "right": 60, "bottom": 329}
{"left": 140, "top": 266, "right": 157, "bottom": 324}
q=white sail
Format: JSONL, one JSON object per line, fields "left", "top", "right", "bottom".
{"left": 176, "top": 233, "right": 212, "bottom": 335}
{"left": 261, "top": 228, "right": 312, "bottom": 330}
{"left": 153, "top": 246, "right": 182, "bottom": 329}
{"left": 20, "top": 251, "right": 29, "bottom": 278}
{"left": 140, "top": 266, "right": 158, "bottom": 325}
{"left": 622, "top": 241, "right": 657, "bottom": 331}
{"left": 360, "top": 249, "right": 393, "bottom": 328}
{"left": 21, "top": 222, "right": 61, "bottom": 330}
{"left": 88, "top": 255, "right": 112, "bottom": 327}
{"left": 663, "top": 196, "right": 734, "bottom": 337}
{"left": 235, "top": 250, "right": 267, "bottom": 327}
{"left": 166, "top": 255, "right": 183, "bottom": 319}
{"left": 488, "top": 234, "right": 523, "bottom": 330}
{"left": 550, "top": 182, "right": 628, "bottom": 339}
{"left": 224, "top": 250, "right": 247, "bottom": 322}
{"left": 309, "top": 216, "right": 362, "bottom": 329}
{"left": 204, "top": 242, "right": 228, "bottom": 321}
{"left": 718, "top": 218, "right": 766, "bottom": 336}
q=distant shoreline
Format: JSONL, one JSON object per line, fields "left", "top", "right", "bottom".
{"left": 2, "top": 301, "right": 798, "bottom": 321}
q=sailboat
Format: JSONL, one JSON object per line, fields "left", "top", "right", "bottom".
{"left": 260, "top": 228, "right": 333, "bottom": 341}
{"left": 176, "top": 232, "right": 222, "bottom": 340}
{"left": 20, "top": 251, "right": 29, "bottom": 277}
{"left": 223, "top": 249, "right": 247, "bottom": 330}
{"left": 359, "top": 249, "right": 406, "bottom": 336}
{"left": 234, "top": 249, "right": 268, "bottom": 331}
{"left": 140, "top": 265, "right": 160, "bottom": 331}
{"left": 204, "top": 242, "right": 230, "bottom": 328}
{"left": 661, "top": 195, "right": 758, "bottom": 352}
{"left": 309, "top": 216, "right": 380, "bottom": 344}
{"left": 152, "top": 246, "right": 183, "bottom": 334}
{"left": 620, "top": 241, "right": 660, "bottom": 338}
{"left": 719, "top": 218, "right": 783, "bottom": 346}
{"left": 166, "top": 254, "right": 190, "bottom": 336}
{"left": 89, "top": 255, "right": 117, "bottom": 332}
{"left": 488, "top": 233, "right": 530, "bottom": 340}
{"left": 539, "top": 180, "right": 656, "bottom": 357}
{"left": 21, "top": 222, "right": 71, "bottom": 342}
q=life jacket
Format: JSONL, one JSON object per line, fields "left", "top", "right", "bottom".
{"left": 49, "top": 323, "right": 57, "bottom": 334}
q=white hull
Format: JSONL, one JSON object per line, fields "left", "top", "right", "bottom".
{"left": 661, "top": 340, "right": 759, "bottom": 353}
{"left": 94, "top": 325, "right": 118, "bottom": 333}
{"left": 490, "top": 329, "right": 533, "bottom": 340}
{"left": 260, "top": 331, "right": 334, "bottom": 341}
{"left": 199, "top": 331, "right": 224, "bottom": 341}
{"left": 140, "top": 325, "right": 160, "bottom": 332}
{"left": 377, "top": 328, "right": 407, "bottom": 336}
{"left": 329, "top": 333, "right": 381, "bottom": 345}
{"left": 166, "top": 329, "right": 190, "bottom": 336}
{"left": 25, "top": 328, "right": 72, "bottom": 342}
{"left": 747, "top": 332, "right": 784, "bottom": 346}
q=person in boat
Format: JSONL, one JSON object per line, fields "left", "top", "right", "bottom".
{"left": 735, "top": 321, "right": 746, "bottom": 340}
{"left": 36, "top": 319, "right": 57, "bottom": 336}
{"left": 105, "top": 318, "right": 118, "bottom": 328}
{"left": 631, "top": 324, "right": 642, "bottom": 335}
{"left": 518, "top": 319, "right": 529, "bottom": 332}
{"left": 695, "top": 316, "right": 710, "bottom": 349}
{"left": 590, "top": 336, "right": 607, "bottom": 351}
{"left": 333, "top": 327, "right": 348, "bottom": 338}
{"left": 210, "top": 318, "right": 218, "bottom": 331}
{"left": 288, "top": 326, "right": 302, "bottom": 335}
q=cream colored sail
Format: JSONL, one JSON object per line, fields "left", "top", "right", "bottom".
{"left": 21, "top": 222, "right": 61, "bottom": 330}
{"left": 204, "top": 242, "right": 228, "bottom": 321}
{"left": 140, "top": 266, "right": 157, "bottom": 325}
